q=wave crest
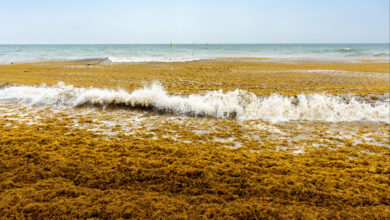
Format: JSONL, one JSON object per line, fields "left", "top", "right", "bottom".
{"left": 0, "top": 82, "right": 388, "bottom": 123}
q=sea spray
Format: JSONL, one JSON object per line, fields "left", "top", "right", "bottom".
{"left": 0, "top": 82, "right": 388, "bottom": 123}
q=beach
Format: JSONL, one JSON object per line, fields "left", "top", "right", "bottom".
{"left": 0, "top": 56, "right": 389, "bottom": 218}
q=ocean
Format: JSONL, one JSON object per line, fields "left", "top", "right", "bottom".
{"left": 0, "top": 43, "right": 388, "bottom": 64}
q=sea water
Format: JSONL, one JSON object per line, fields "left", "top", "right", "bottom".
{"left": 0, "top": 44, "right": 388, "bottom": 64}
{"left": 0, "top": 82, "right": 388, "bottom": 123}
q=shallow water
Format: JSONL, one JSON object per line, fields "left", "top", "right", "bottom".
{"left": 0, "top": 44, "right": 388, "bottom": 64}
{"left": 1, "top": 100, "right": 388, "bottom": 152}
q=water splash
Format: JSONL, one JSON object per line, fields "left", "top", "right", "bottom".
{"left": 0, "top": 82, "right": 388, "bottom": 123}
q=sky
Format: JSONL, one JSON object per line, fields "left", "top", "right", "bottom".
{"left": 0, "top": 0, "right": 389, "bottom": 44}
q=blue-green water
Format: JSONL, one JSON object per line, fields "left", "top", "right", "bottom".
{"left": 0, "top": 44, "right": 388, "bottom": 64}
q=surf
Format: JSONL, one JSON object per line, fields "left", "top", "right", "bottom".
{"left": 0, "top": 82, "right": 388, "bottom": 123}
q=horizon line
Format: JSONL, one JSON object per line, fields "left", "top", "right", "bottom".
{"left": 0, "top": 42, "right": 389, "bottom": 45}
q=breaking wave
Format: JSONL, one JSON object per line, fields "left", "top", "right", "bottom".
{"left": 108, "top": 56, "right": 202, "bottom": 63}
{"left": 335, "top": 48, "right": 361, "bottom": 53}
{"left": 373, "top": 52, "right": 390, "bottom": 57}
{"left": 0, "top": 82, "right": 388, "bottom": 123}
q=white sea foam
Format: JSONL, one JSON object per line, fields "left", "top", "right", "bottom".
{"left": 0, "top": 82, "right": 388, "bottom": 123}
{"left": 108, "top": 56, "right": 202, "bottom": 63}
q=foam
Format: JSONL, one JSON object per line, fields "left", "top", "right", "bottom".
{"left": 0, "top": 82, "right": 388, "bottom": 123}
{"left": 108, "top": 56, "right": 202, "bottom": 63}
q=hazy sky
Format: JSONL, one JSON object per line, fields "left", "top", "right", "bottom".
{"left": 0, "top": 0, "right": 389, "bottom": 44}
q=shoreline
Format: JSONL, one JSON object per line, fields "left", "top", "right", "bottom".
{"left": 1, "top": 56, "right": 389, "bottom": 65}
